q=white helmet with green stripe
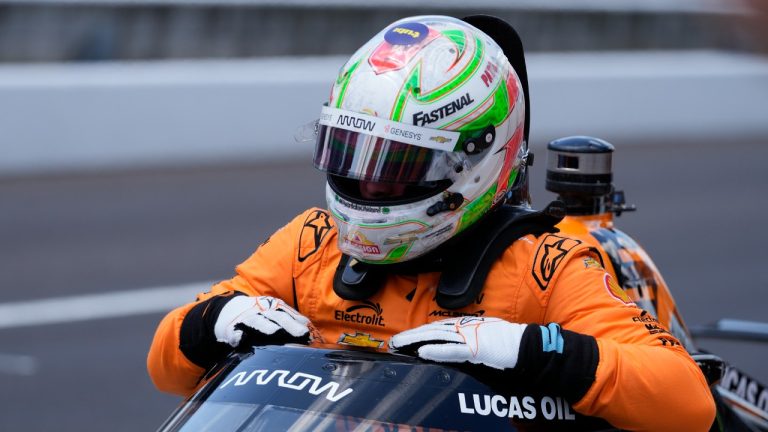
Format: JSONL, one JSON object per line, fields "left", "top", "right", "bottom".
{"left": 313, "top": 15, "right": 529, "bottom": 264}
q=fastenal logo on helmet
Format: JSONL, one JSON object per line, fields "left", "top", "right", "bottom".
{"left": 384, "top": 22, "right": 429, "bottom": 45}
{"left": 412, "top": 93, "right": 475, "bottom": 126}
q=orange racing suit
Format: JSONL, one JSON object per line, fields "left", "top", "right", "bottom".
{"left": 148, "top": 208, "right": 714, "bottom": 431}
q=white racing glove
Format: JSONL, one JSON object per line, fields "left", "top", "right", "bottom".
{"left": 214, "top": 296, "right": 312, "bottom": 348}
{"left": 389, "top": 317, "right": 527, "bottom": 370}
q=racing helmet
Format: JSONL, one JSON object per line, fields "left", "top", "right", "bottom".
{"left": 313, "top": 15, "right": 529, "bottom": 264}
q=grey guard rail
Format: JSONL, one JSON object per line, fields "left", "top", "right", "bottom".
{"left": 690, "top": 319, "right": 768, "bottom": 343}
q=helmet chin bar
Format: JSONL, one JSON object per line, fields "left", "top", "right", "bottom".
{"left": 329, "top": 174, "right": 465, "bottom": 218}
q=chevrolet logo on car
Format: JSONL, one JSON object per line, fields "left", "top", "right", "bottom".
{"left": 338, "top": 331, "right": 385, "bottom": 348}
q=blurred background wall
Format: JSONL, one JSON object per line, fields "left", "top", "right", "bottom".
{"left": 0, "top": 0, "right": 759, "bottom": 62}
{"left": 0, "top": 0, "right": 767, "bottom": 176}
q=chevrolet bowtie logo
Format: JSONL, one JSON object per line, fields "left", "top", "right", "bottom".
{"left": 338, "top": 331, "right": 384, "bottom": 348}
{"left": 429, "top": 136, "right": 453, "bottom": 144}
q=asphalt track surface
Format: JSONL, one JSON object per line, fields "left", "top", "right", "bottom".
{"left": 1, "top": 138, "right": 767, "bottom": 431}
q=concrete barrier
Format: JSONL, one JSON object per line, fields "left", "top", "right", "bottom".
{"left": 1, "top": 50, "right": 767, "bottom": 176}
{"left": 0, "top": 0, "right": 756, "bottom": 62}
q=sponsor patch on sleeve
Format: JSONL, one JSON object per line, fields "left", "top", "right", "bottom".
{"left": 604, "top": 273, "right": 635, "bottom": 305}
{"left": 582, "top": 256, "right": 603, "bottom": 269}
{"left": 298, "top": 210, "right": 333, "bottom": 262}
{"left": 532, "top": 235, "right": 582, "bottom": 291}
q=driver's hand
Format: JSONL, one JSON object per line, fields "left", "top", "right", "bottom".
{"left": 389, "top": 317, "right": 528, "bottom": 370}
{"left": 214, "top": 296, "right": 312, "bottom": 348}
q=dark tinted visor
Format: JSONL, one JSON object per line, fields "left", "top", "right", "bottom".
{"left": 313, "top": 125, "right": 462, "bottom": 184}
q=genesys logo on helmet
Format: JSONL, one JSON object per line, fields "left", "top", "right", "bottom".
{"left": 334, "top": 301, "right": 386, "bottom": 327}
{"left": 384, "top": 22, "right": 429, "bottom": 46}
{"left": 384, "top": 124, "right": 422, "bottom": 141}
{"left": 412, "top": 93, "right": 475, "bottom": 126}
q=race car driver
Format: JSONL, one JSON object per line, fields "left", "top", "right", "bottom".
{"left": 148, "top": 15, "right": 715, "bottom": 431}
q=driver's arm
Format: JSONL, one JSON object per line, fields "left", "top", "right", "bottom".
{"left": 146, "top": 211, "right": 305, "bottom": 396}
{"left": 543, "top": 250, "right": 715, "bottom": 431}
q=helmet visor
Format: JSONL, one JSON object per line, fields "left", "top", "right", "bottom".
{"left": 313, "top": 107, "right": 463, "bottom": 184}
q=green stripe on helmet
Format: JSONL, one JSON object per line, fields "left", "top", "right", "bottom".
{"left": 335, "top": 59, "right": 362, "bottom": 108}
{"left": 456, "top": 76, "right": 511, "bottom": 132}
{"left": 442, "top": 29, "right": 467, "bottom": 59}
{"left": 458, "top": 185, "right": 497, "bottom": 232}
{"left": 390, "top": 36, "right": 485, "bottom": 122}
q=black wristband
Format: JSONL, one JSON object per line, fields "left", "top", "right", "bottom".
{"left": 179, "top": 291, "right": 245, "bottom": 370}
{"left": 515, "top": 323, "right": 599, "bottom": 404}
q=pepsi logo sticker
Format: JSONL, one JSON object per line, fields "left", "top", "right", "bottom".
{"left": 384, "top": 22, "right": 429, "bottom": 46}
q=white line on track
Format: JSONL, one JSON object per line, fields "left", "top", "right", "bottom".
{"left": 0, "top": 281, "right": 213, "bottom": 329}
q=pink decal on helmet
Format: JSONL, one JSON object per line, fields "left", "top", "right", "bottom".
{"left": 369, "top": 27, "right": 441, "bottom": 74}
{"left": 494, "top": 125, "right": 524, "bottom": 204}
{"left": 505, "top": 71, "right": 520, "bottom": 107}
